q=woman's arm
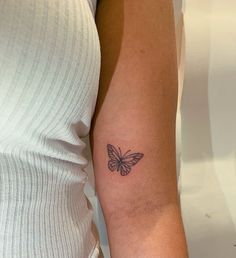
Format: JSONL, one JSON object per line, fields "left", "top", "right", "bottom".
{"left": 90, "top": 0, "right": 188, "bottom": 257}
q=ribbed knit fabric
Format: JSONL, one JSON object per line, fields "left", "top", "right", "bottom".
{"left": 0, "top": 0, "right": 101, "bottom": 257}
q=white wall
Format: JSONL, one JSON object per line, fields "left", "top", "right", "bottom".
{"left": 180, "top": 1, "right": 236, "bottom": 257}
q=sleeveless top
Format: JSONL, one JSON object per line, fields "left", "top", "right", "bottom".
{"left": 0, "top": 0, "right": 101, "bottom": 257}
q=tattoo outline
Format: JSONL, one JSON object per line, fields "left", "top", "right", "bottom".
{"left": 107, "top": 144, "right": 144, "bottom": 176}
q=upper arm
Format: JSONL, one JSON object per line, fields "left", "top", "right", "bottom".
{"left": 90, "top": 0, "right": 178, "bottom": 216}
{"left": 91, "top": 0, "right": 177, "bottom": 135}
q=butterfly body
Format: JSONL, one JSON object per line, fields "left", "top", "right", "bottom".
{"left": 107, "top": 144, "right": 144, "bottom": 176}
{"left": 115, "top": 158, "right": 124, "bottom": 172}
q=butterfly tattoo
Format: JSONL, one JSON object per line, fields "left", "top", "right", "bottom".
{"left": 107, "top": 144, "right": 144, "bottom": 176}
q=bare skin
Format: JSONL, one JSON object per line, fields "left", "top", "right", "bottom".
{"left": 90, "top": 1, "right": 189, "bottom": 257}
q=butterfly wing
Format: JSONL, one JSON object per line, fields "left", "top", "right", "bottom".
{"left": 119, "top": 162, "right": 132, "bottom": 176}
{"left": 107, "top": 144, "right": 121, "bottom": 172}
{"left": 108, "top": 159, "right": 118, "bottom": 171}
{"left": 122, "top": 153, "right": 144, "bottom": 166}
{"left": 119, "top": 152, "right": 144, "bottom": 176}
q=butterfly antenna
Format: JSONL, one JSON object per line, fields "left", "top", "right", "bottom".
{"left": 123, "top": 149, "right": 131, "bottom": 156}
{"left": 118, "top": 147, "right": 122, "bottom": 156}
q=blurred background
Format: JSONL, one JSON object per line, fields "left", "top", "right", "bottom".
{"left": 180, "top": 1, "right": 236, "bottom": 257}
{"left": 84, "top": 0, "right": 236, "bottom": 257}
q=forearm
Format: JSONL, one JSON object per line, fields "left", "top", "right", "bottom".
{"left": 91, "top": 100, "right": 188, "bottom": 258}
{"left": 106, "top": 202, "right": 187, "bottom": 258}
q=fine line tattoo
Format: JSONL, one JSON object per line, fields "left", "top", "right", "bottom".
{"left": 107, "top": 144, "right": 144, "bottom": 176}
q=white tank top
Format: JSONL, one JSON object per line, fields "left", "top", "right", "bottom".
{"left": 0, "top": 0, "right": 101, "bottom": 257}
